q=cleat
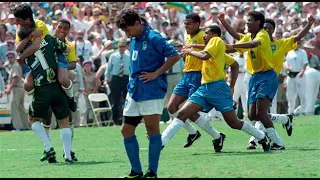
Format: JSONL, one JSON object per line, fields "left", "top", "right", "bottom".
{"left": 183, "top": 130, "right": 201, "bottom": 148}
{"left": 258, "top": 134, "right": 271, "bottom": 152}
{"left": 121, "top": 170, "right": 143, "bottom": 178}
{"left": 283, "top": 114, "right": 293, "bottom": 136}
{"left": 212, "top": 133, "right": 226, "bottom": 152}
{"left": 64, "top": 158, "right": 74, "bottom": 163}
{"left": 40, "top": 147, "right": 56, "bottom": 162}
{"left": 161, "top": 146, "right": 165, "bottom": 150}
{"left": 48, "top": 156, "right": 57, "bottom": 163}
{"left": 68, "top": 97, "right": 77, "bottom": 112}
{"left": 63, "top": 151, "right": 78, "bottom": 162}
{"left": 247, "top": 141, "right": 257, "bottom": 150}
{"left": 142, "top": 169, "right": 157, "bottom": 178}
{"left": 270, "top": 143, "right": 285, "bottom": 150}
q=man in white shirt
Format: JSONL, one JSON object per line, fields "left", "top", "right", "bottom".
{"left": 284, "top": 41, "right": 309, "bottom": 114}
{"left": 75, "top": 30, "right": 93, "bottom": 61}
{"left": 5, "top": 14, "right": 17, "bottom": 34}
{"left": 73, "top": 10, "right": 90, "bottom": 40}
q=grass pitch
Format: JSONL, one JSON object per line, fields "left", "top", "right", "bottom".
{"left": 0, "top": 115, "right": 319, "bottom": 178}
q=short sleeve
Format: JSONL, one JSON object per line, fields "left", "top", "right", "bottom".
{"left": 204, "top": 37, "right": 225, "bottom": 59}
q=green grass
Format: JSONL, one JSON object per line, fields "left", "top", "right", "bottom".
{"left": 0, "top": 116, "right": 319, "bottom": 178}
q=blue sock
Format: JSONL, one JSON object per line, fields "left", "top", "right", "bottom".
{"left": 148, "top": 134, "right": 162, "bottom": 175}
{"left": 124, "top": 135, "right": 142, "bottom": 174}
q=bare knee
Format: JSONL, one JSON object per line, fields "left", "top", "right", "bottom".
{"left": 167, "top": 103, "right": 179, "bottom": 114}
{"left": 57, "top": 117, "right": 70, "bottom": 128}
{"left": 121, "top": 124, "right": 136, "bottom": 138}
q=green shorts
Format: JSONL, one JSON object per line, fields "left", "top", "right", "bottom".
{"left": 29, "top": 82, "right": 69, "bottom": 120}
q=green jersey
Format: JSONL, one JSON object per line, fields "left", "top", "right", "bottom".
{"left": 24, "top": 35, "right": 67, "bottom": 87}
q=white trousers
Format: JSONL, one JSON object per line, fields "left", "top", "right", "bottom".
{"left": 303, "top": 67, "right": 320, "bottom": 114}
{"left": 286, "top": 73, "right": 307, "bottom": 114}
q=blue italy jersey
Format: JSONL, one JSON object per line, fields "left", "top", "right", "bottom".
{"left": 128, "top": 24, "right": 178, "bottom": 102}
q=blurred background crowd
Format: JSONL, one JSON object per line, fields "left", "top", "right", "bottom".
{"left": 0, "top": 2, "right": 319, "bottom": 131}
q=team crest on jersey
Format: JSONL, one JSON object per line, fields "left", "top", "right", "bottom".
{"left": 142, "top": 41, "right": 147, "bottom": 50}
{"left": 192, "top": 40, "right": 197, "bottom": 44}
{"left": 271, "top": 45, "right": 276, "bottom": 52}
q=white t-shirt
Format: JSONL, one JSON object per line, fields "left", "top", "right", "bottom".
{"left": 75, "top": 40, "right": 93, "bottom": 61}
{"left": 285, "top": 48, "right": 309, "bottom": 72}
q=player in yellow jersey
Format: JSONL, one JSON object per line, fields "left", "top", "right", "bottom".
{"left": 162, "top": 25, "right": 271, "bottom": 153}
{"left": 162, "top": 13, "right": 204, "bottom": 148}
{"left": 162, "top": 13, "right": 228, "bottom": 151}
{"left": 221, "top": 11, "right": 282, "bottom": 150}
{"left": 218, "top": 12, "right": 316, "bottom": 150}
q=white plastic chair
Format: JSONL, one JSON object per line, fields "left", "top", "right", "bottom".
{"left": 88, "top": 93, "right": 113, "bottom": 127}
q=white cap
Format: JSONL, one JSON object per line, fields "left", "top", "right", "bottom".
{"left": 55, "top": 9, "right": 62, "bottom": 16}
{"left": 103, "top": 40, "right": 113, "bottom": 47}
{"left": 226, "top": 6, "right": 234, "bottom": 12}
{"left": 267, "top": 3, "right": 275, "bottom": 10}
{"left": 289, "top": 9, "right": 297, "bottom": 15}
{"left": 303, "top": 41, "right": 315, "bottom": 49}
{"left": 314, "top": 26, "right": 320, "bottom": 34}
{"left": 210, "top": 4, "right": 218, "bottom": 9}
{"left": 8, "top": 14, "right": 15, "bottom": 19}
{"left": 303, "top": 2, "right": 311, "bottom": 6}
{"left": 283, "top": 32, "right": 291, "bottom": 38}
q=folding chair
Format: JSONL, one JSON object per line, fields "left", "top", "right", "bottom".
{"left": 88, "top": 93, "right": 113, "bottom": 127}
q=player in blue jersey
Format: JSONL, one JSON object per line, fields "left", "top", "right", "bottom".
{"left": 115, "top": 8, "right": 181, "bottom": 178}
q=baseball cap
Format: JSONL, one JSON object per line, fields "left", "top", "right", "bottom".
{"left": 5, "top": 51, "right": 15, "bottom": 57}
{"left": 55, "top": 10, "right": 62, "bottom": 16}
{"left": 303, "top": 41, "right": 314, "bottom": 49}
{"left": 314, "top": 26, "right": 320, "bottom": 34}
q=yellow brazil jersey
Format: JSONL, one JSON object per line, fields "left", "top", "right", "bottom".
{"left": 225, "top": 53, "right": 235, "bottom": 66}
{"left": 184, "top": 30, "right": 205, "bottom": 72}
{"left": 15, "top": 19, "right": 49, "bottom": 43}
{"left": 65, "top": 39, "right": 77, "bottom": 63}
{"left": 236, "top": 30, "right": 273, "bottom": 74}
{"left": 272, "top": 37, "right": 297, "bottom": 74}
{"left": 202, "top": 37, "right": 227, "bottom": 84}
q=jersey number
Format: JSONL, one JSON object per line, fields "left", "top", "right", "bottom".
{"left": 132, "top": 50, "right": 138, "bottom": 61}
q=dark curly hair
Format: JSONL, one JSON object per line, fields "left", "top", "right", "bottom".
{"left": 185, "top": 13, "right": 201, "bottom": 24}
{"left": 13, "top": 3, "right": 33, "bottom": 21}
{"left": 248, "top": 11, "right": 265, "bottom": 29}
{"left": 115, "top": 8, "right": 142, "bottom": 29}
{"left": 265, "top": 18, "right": 276, "bottom": 31}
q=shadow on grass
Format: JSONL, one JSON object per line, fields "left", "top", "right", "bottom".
{"left": 52, "top": 161, "right": 116, "bottom": 166}
{"left": 192, "top": 151, "right": 273, "bottom": 156}
{"left": 287, "top": 147, "right": 320, "bottom": 151}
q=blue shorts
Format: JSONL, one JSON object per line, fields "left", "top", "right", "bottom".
{"left": 188, "top": 80, "right": 234, "bottom": 113}
{"left": 173, "top": 71, "right": 202, "bottom": 98}
{"left": 57, "top": 52, "right": 68, "bottom": 69}
{"left": 248, "top": 70, "right": 278, "bottom": 105}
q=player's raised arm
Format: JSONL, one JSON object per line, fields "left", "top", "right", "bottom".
{"left": 293, "top": 15, "right": 315, "bottom": 43}
{"left": 218, "top": 12, "right": 241, "bottom": 41}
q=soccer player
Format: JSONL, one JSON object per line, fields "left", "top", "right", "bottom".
{"left": 16, "top": 25, "right": 73, "bottom": 163}
{"left": 218, "top": 12, "right": 316, "bottom": 149}
{"left": 115, "top": 9, "right": 181, "bottom": 178}
{"left": 163, "top": 13, "right": 224, "bottom": 149}
{"left": 162, "top": 25, "right": 271, "bottom": 155}
{"left": 39, "top": 19, "right": 78, "bottom": 161}
{"left": 13, "top": 4, "right": 77, "bottom": 114}
{"left": 221, "top": 11, "right": 283, "bottom": 149}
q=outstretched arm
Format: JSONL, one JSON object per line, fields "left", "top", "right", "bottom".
{"left": 293, "top": 15, "right": 315, "bottom": 43}
{"left": 182, "top": 47, "right": 211, "bottom": 60}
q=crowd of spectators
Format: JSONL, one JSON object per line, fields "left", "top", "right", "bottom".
{"left": 0, "top": 2, "right": 319, "bottom": 130}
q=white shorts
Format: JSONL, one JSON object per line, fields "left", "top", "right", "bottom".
{"left": 123, "top": 94, "right": 164, "bottom": 116}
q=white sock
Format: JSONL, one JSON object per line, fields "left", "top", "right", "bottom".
{"left": 255, "top": 121, "right": 266, "bottom": 132}
{"left": 62, "top": 80, "right": 74, "bottom": 98}
{"left": 270, "top": 114, "right": 289, "bottom": 125}
{"left": 161, "top": 118, "right": 184, "bottom": 146}
{"left": 32, "top": 121, "right": 52, "bottom": 152}
{"left": 266, "top": 128, "right": 285, "bottom": 146}
{"left": 248, "top": 121, "right": 265, "bottom": 144}
{"left": 241, "top": 121, "right": 265, "bottom": 141}
{"left": 194, "top": 114, "right": 220, "bottom": 140}
{"left": 41, "top": 123, "right": 51, "bottom": 142}
{"left": 184, "top": 120, "right": 198, "bottom": 134}
{"left": 60, "top": 128, "right": 72, "bottom": 160}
